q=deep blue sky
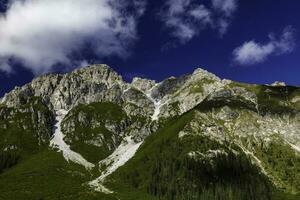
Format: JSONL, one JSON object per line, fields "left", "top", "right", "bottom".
{"left": 1, "top": 0, "right": 300, "bottom": 97}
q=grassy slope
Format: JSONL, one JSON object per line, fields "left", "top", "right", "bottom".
{"left": 0, "top": 101, "right": 112, "bottom": 200}
{"left": 62, "top": 102, "right": 128, "bottom": 163}
{"left": 0, "top": 148, "right": 118, "bottom": 200}
{"left": 106, "top": 110, "right": 274, "bottom": 200}
{"left": 0, "top": 102, "right": 151, "bottom": 200}
{"left": 0, "top": 112, "right": 298, "bottom": 200}
{"left": 226, "top": 82, "right": 300, "bottom": 195}
{"left": 0, "top": 97, "right": 53, "bottom": 172}
{"left": 1, "top": 87, "right": 300, "bottom": 199}
{"left": 105, "top": 83, "right": 300, "bottom": 199}
{"left": 229, "top": 82, "right": 300, "bottom": 114}
{"left": 62, "top": 102, "right": 148, "bottom": 164}
{"left": 254, "top": 137, "right": 300, "bottom": 193}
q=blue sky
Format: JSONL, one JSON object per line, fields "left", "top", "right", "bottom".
{"left": 0, "top": 0, "right": 300, "bottom": 97}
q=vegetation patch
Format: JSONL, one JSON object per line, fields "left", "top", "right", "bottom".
{"left": 108, "top": 111, "right": 273, "bottom": 200}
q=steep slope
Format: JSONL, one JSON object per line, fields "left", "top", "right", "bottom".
{"left": 103, "top": 82, "right": 300, "bottom": 199}
{"left": 106, "top": 111, "right": 272, "bottom": 200}
{"left": 0, "top": 64, "right": 300, "bottom": 200}
{"left": 0, "top": 96, "right": 54, "bottom": 172}
{"left": 50, "top": 109, "right": 95, "bottom": 170}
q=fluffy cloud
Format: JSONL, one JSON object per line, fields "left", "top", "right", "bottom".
{"left": 211, "top": 0, "right": 237, "bottom": 17}
{"left": 233, "top": 26, "right": 296, "bottom": 66}
{"left": 161, "top": 0, "right": 211, "bottom": 43}
{"left": 160, "top": 0, "right": 238, "bottom": 44}
{"left": 211, "top": 0, "right": 237, "bottom": 35}
{"left": 0, "top": 0, "right": 146, "bottom": 74}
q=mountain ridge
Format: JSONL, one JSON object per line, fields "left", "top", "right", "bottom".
{"left": 0, "top": 64, "right": 227, "bottom": 120}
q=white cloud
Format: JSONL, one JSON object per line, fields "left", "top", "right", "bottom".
{"left": 233, "top": 26, "right": 296, "bottom": 66}
{"left": 160, "top": 0, "right": 238, "bottom": 44}
{"left": 0, "top": 0, "right": 146, "bottom": 74}
{"left": 211, "top": 0, "right": 237, "bottom": 35}
{"left": 161, "top": 0, "right": 212, "bottom": 44}
{"left": 233, "top": 42, "right": 274, "bottom": 65}
{"left": 212, "top": 0, "right": 237, "bottom": 17}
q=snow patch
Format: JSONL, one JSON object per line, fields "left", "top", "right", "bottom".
{"left": 145, "top": 85, "right": 171, "bottom": 121}
{"left": 151, "top": 99, "right": 162, "bottom": 121}
{"left": 89, "top": 136, "right": 143, "bottom": 193}
{"left": 50, "top": 109, "right": 95, "bottom": 170}
{"left": 145, "top": 89, "right": 162, "bottom": 121}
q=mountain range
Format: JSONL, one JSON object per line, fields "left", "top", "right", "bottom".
{"left": 0, "top": 64, "right": 300, "bottom": 200}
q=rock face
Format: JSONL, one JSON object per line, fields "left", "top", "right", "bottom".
{"left": 1, "top": 64, "right": 228, "bottom": 119}
{"left": 1, "top": 64, "right": 300, "bottom": 199}
{"left": 1, "top": 64, "right": 300, "bottom": 149}
{"left": 3, "top": 65, "right": 124, "bottom": 110}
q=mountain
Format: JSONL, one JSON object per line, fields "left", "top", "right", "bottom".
{"left": 0, "top": 64, "right": 300, "bottom": 200}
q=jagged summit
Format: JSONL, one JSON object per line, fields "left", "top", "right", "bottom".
{"left": 131, "top": 77, "right": 156, "bottom": 92}
{"left": 1, "top": 64, "right": 225, "bottom": 118}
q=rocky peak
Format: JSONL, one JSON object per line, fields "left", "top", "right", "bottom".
{"left": 2, "top": 64, "right": 127, "bottom": 110}
{"left": 151, "top": 76, "right": 189, "bottom": 100}
{"left": 271, "top": 81, "right": 286, "bottom": 87}
{"left": 0, "top": 64, "right": 233, "bottom": 120}
{"left": 131, "top": 77, "right": 156, "bottom": 92}
{"left": 71, "top": 64, "right": 124, "bottom": 87}
{"left": 191, "top": 67, "right": 221, "bottom": 82}
{"left": 30, "top": 73, "right": 63, "bottom": 97}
